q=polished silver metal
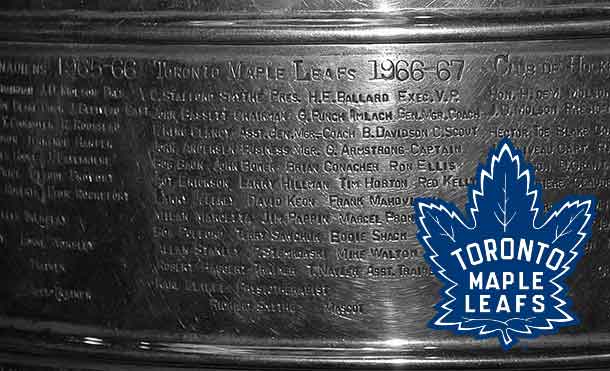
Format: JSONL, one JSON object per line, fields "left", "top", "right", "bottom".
{"left": 1, "top": 2, "right": 610, "bottom": 370}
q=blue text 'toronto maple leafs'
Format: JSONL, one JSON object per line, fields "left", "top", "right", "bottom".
{"left": 413, "top": 138, "right": 596, "bottom": 349}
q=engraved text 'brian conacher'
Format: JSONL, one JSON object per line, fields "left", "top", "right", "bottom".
{"left": 0, "top": 45, "right": 609, "bottom": 339}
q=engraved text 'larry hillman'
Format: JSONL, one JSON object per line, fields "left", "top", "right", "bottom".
{"left": 0, "top": 42, "right": 610, "bottom": 353}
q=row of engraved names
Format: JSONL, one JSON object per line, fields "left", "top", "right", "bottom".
{"left": 154, "top": 122, "right": 610, "bottom": 140}
{"left": 0, "top": 79, "right": 465, "bottom": 106}
{"left": 2, "top": 101, "right": 609, "bottom": 137}
{"left": 4, "top": 194, "right": 610, "bottom": 230}
{"left": 13, "top": 234, "right": 610, "bottom": 280}
{"left": 2, "top": 139, "right": 609, "bottom": 174}
{"left": 152, "top": 155, "right": 610, "bottom": 176}
{"left": 4, "top": 95, "right": 610, "bottom": 123}
{"left": 0, "top": 96, "right": 482, "bottom": 123}
{"left": 150, "top": 139, "right": 610, "bottom": 159}
{"left": 2, "top": 117, "right": 608, "bottom": 142}
{"left": 3, "top": 54, "right": 610, "bottom": 81}
{"left": 5, "top": 75, "right": 610, "bottom": 109}
{"left": 152, "top": 172, "right": 610, "bottom": 193}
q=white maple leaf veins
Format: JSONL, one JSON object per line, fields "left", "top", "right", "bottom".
{"left": 413, "top": 138, "right": 597, "bottom": 349}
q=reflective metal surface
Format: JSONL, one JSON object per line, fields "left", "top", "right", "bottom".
{"left": 1, "top": 2, "right": 610, "bottom": 370}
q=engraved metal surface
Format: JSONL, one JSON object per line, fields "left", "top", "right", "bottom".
{"left": 2, "top": 0, "right": 610, "bottom": 11}
{"left": 2, "top": 14, "right": 610, "bottom": 370}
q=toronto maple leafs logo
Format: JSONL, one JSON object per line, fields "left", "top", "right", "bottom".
{"left": 413, "top": 138, "right": 596, "bottom": 349}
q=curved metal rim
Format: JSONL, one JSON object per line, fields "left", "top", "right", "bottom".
{"left": 1, "top": 8, "right": 610, "bottom": 43}
{"left": 1, "top": 324, "right": 610, "bottom": 370}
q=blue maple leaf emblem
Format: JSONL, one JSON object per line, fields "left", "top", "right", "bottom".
{"left": 413, "top": 138, "right": 596, "bottom": 349}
